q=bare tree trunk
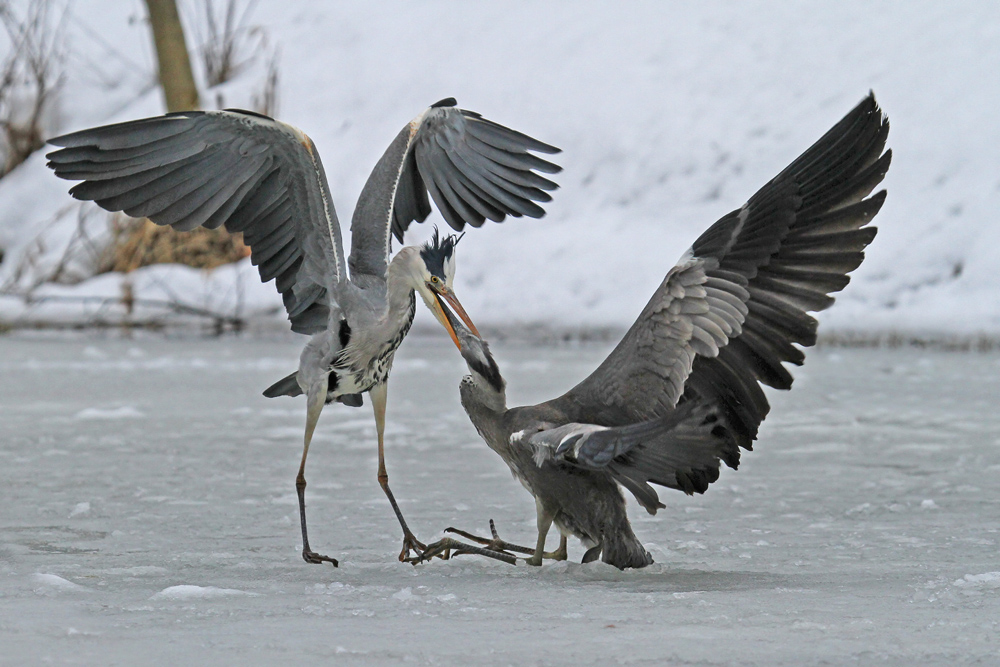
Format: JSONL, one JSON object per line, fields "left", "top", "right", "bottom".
{"left": 144, "top": 0, "right": 199, "bottom": 112}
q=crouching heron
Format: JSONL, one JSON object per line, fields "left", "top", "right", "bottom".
{"left": 414, "top": 93, "right": 890, "bottom": 569}
{"left": 46, "top": 99, "right": 560, "bottom": 565}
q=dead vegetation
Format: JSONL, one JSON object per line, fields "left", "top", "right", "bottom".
{"left": 1, "top": 0, "right": 280, "bottom": 331}
{"left": 103, "top": 217, "right": 250, "bottom": 273}
{"left": 98, "top": 0, "right": 278, "bottom": 277}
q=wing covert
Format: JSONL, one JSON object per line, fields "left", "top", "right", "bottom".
{"left": 46, "top": 110, "right": 347, "bottom": 334}
{"left": 523, "top": 399, "right": 741, "bottom": 513}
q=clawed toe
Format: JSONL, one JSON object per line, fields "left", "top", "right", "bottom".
{"left": 405, "top": 536, "right": 518, "bottom": 566}
{"left": 444, "top": 519, "right": 536, "bottom": 556}
{"left": 397, "top": 532, "right": 428, "bottom": 562}
{"left": 302, "top": 549, "right": 339, "bottom": 566}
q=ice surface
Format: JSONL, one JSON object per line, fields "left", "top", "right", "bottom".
{"left": 73, "top": 406, "right": 145, "bottom": 420}
{"left": 2, "top": 333, "right": 1000, "bottom": 664}
{"left": 149, "top": 585, "right": 258, "bottom": 600}
{"left": 3, "top": 2, "right": 1000, "bottom": 336}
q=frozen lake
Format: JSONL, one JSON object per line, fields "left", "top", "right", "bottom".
{"left": 1, "top": 334, "right": 999, "bottom": 665}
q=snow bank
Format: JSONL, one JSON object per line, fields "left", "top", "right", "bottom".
{"left": 953, "top": 572, "right": 1000, "bottom": 590}
{"left": 73, "top": 406, "right": 145, "bottom": 420}
{"left": 31, "top": 573, "right": 91, "bottom": 594}
{"left": 150, "top": 585, "right": 258, "bottom": 600}
{"left": 2, "top": 1, "right": 999, "bottom": 337}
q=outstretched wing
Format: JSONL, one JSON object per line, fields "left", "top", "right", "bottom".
{"left": 348, "top": 98, "right": 561, "bottom": 282}
{"left": 547, "top": 93, "right": 891, "bottom": 435}
{"left": 46, "top": 110, "right": 347, "bottom": 334}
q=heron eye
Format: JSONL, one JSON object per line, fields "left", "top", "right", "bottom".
{"left": 431, "top": 276, "right": 439, "bottom": 284}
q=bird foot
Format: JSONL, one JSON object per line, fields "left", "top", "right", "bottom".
{"left": 302, "top": 549, "right": 339, "bottom": 566}
{"left": 397, "top": 531, "right": 428, "bottom": 562}
{"left": 405, "top": 537, "right": 518, "bottom": 566}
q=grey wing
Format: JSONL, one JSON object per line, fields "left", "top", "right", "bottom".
{"left": 524, "top": 399, "right": 741, "bottom": 513}
{"left": 548, "top": 92, "right": 891, "bottom": 433}
{"left": 348, "top": 98, "right": 561, "bottom": 281}
{"left": 46, "top": 110, "right": 347, "bottom": 334}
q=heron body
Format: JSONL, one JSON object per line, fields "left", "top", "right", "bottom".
{"left": 46, "top": 99, "right": 561, "bottom": 565}
{"left": 422, "top": 93, "right": 891, "bottom": 570}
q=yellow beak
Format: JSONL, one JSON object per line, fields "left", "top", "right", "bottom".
{"left": 429, "top": 285, "right": 480, "bottom": 350}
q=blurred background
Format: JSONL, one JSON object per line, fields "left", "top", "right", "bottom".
{"left": 0, "top": 0, "right": 998, "bottom": 341}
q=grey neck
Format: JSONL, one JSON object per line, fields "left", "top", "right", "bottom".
{"left": 457, "top": 330, "right": 507, "bottom": 415}
{"left": 385, "top": 253, "right": 419, "bottom": 317}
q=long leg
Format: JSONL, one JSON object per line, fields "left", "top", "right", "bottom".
{"left": 443, "top": 519, "right": 569, "bottom": 559}
{"left": 297, "top": 386, "right": 337, "bottom": 565}
{"left": 409, "top": 516, "right": 569, "bottom": 568}
{"left": 550, "top": 534, "right": 568, "bottom": 561}
{"left": 409, "top": 537, "right": 518, "bottom": 565}
{"left": 370, "top": 382, "right": 425, "bottom": 561}
{"left": 526, "top": 498, "right": 553, "bottom": 566}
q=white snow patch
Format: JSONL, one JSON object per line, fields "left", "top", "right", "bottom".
{"left": 3, "top": 2, "right": 1000, "bottom": 339}
{"left": 69, "top": 502, "right": 91, "bottom": 518}
{"left": 953, "top": 572, "right": 1000, "bottom": 589}
{"left": 32, "top": 573, "right": 90, "bottom": 593}
{"left": 150, "top": 585, "right": 258, "bottom": 600}
{"left": 74, "top": 406, "right": 144, "bottom": 420}
{"left": 391, "top": 587, "right": 415, "bottom": 602}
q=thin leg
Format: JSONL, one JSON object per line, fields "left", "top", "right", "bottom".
{"left": 551, "top": 534, "right": 568, "bottom": 561}
{"left": 526, "top": 499, "right": 553, "bottom": 567}
{"left": 445, "top": 520, "right": 535, "bottom": 555}
{"left": 408, "top": 517, "right": 568, "bottom": 568}
{"left": 298, "top": 387, "right": 337, "bottom": 566}
{"left": 370, "top": 382, "right": 425, "bottom": 561}
{"left": 443, "top": 519, "right": 567, "bottom": 559}
{"left": 408, "top": 537, "right": 518, "bottom": 566}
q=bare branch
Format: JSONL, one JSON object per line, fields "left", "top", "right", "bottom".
{"left": 0, "top": 0, "right": 66, "bottom": 176}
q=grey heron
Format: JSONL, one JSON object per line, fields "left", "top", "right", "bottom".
{"left": 415, "top": 93, "right": 890, "bottom": 569}
{"left": 45, "top": 98, "right": 561, "bottom": 565}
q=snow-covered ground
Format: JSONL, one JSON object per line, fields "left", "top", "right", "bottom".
{"left": 2, "top": 334, "right": 999, "bottom": 664}
{"left": 2, "top": 1, "right": 1000, "bottom": 337}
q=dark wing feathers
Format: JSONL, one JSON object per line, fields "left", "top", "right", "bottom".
{"left": 47, "top": 110, "right": 347, "bottom": 334}
{"left": 681, "top": 93, "right": 889, "bottom": 457}
{"left": 347, "top": 102, "right": 561, "bottom": 281}
{"left": 529, "top": 400, "right": 741, "bottom": 513}
{"left": 538, "top": 93, "right": 889, "bottom": 505}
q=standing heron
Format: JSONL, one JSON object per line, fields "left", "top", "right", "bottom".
{"left": 415, "top": 93, "right": 890, "bottom": 569}
{"left": 46, "top": 98, "right": 561, "bottom": 565}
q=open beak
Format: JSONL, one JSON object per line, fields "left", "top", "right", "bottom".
{"left": 429, "top": 285, "right": 480, "bottom": 350}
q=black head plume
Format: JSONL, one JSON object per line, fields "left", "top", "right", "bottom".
{"left": 419, "top": 227, "right": 464, "bottom": 279}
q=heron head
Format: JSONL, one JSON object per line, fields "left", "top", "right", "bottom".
{"left": 405, "top": 228, "right": 480, "bottom": 349}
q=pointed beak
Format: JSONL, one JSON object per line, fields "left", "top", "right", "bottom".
{"left": 429, "top": 285, "right": 480, "bottom": 350}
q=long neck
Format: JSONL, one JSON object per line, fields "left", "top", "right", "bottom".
{"left": 336, "top": 253, "right": 414, "bottom": 371}
{"left": 385, "top": 252, "right": 419, "bottom": 316}
{"left": 347, "top": 126, "right": 414, "bottom": 279}
{"left": 458, "top": 332, "right": 508, "bottom": 415}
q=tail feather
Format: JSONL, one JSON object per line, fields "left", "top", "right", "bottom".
{"left": 263, "top": 372, "right": 301, "bottom": 398}
{"left": 600, "top": 524, "right": 653, "bottom": 570}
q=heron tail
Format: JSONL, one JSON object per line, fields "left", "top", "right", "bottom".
{"left": 599, "top": 513, "right": 654, "bottom": 570}
{"left": 263, "top": 372, "right": 302, "bottom": 398}
{"left": 262, "top": 372, "right": 363, "bottom": 407}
